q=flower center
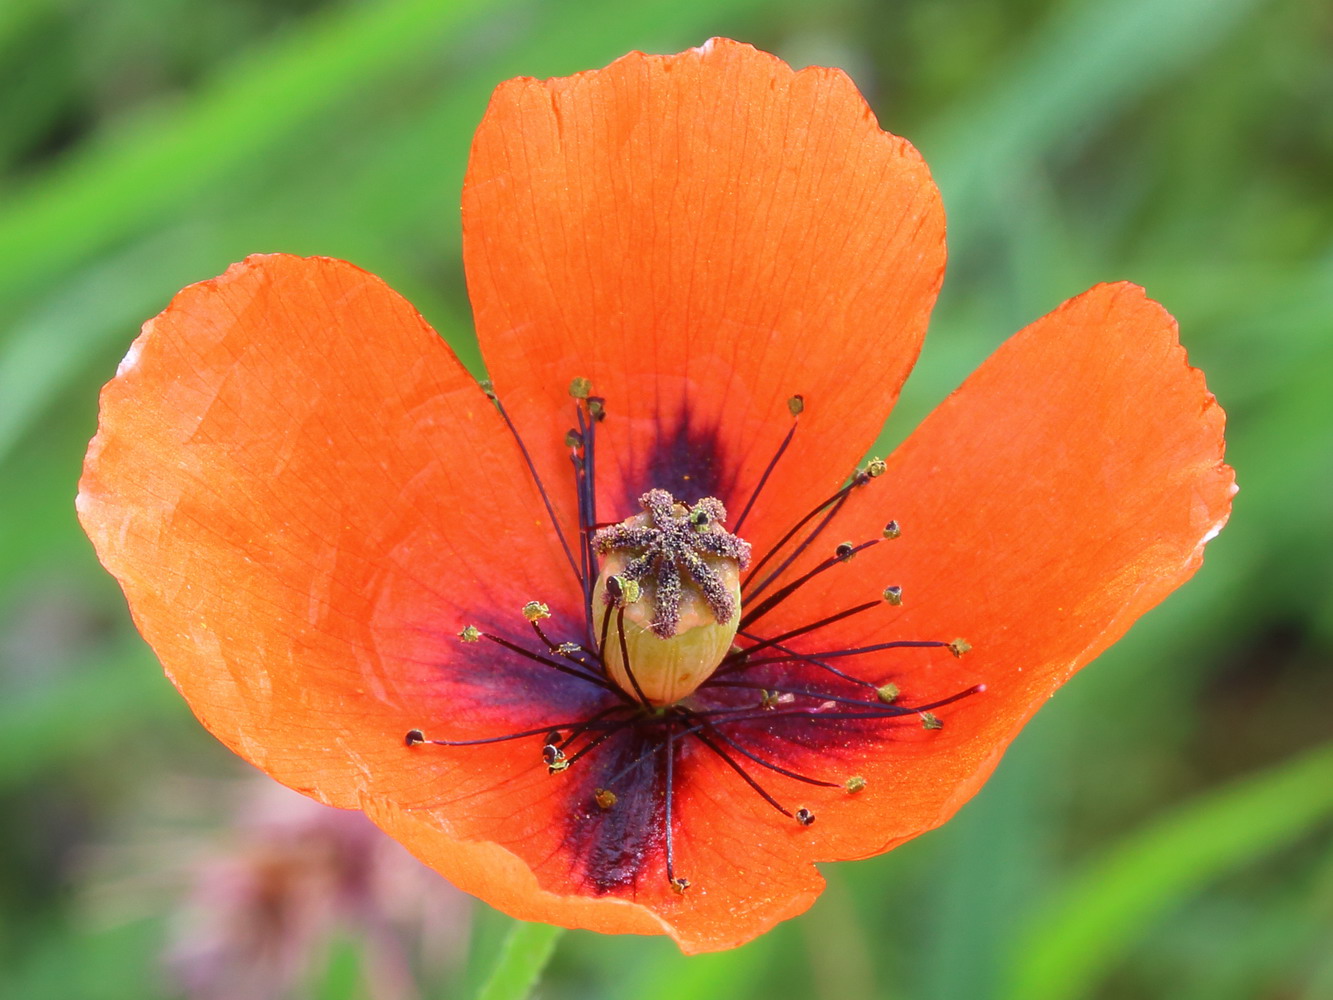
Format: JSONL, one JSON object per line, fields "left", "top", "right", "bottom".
{"left": 406, "top": 381, "right": 982, "bottom": 896}
{"left": 591, "top": 490, "right": 751, "bottom": 706}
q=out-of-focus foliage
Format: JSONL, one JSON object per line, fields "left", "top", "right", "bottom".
{"left": 1, "top": 0, "right": 1329, "bottom": 997}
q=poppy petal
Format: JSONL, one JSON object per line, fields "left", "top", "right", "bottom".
{"left": 77, "top": 254, "right": 591, "bottom": 812}
{"left": 734, "top": 282, "right": 1235, "bottom": 857}
{"left": 367, "top": 746, "right": 830, "bottom": 953}
{"left": 463, "top": 39, "right": 946, "bottom": 558}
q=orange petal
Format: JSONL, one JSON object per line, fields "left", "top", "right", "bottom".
{"left": 77, "top": 255, "right": 589, "bottom": 811}
{"left": 463, "top": 38, "right": 945, "bottom": 559}
{"left": 740, "top": 282, "right": 1234, "bottom": 857}
{"left": 366, "top": 756, "right": 829, "bottom": 953}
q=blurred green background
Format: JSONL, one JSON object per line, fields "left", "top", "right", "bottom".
{"left": 2, "top": 0, "right": 1331, "bottom": 997}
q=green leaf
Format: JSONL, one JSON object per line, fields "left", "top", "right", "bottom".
{"left": 475, "top": 921, "right": 564, "bottom": 1000}
{"left": 1003, "top": 743, "right": 1333, "bottom": 1000}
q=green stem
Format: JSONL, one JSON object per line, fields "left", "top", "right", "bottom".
{"left": 474, "top": 921, "right": 566, "bottom": 1000}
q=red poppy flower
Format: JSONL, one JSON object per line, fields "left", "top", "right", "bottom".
{"left": 78, "top": 39, "right": 1234, "bottom": 953}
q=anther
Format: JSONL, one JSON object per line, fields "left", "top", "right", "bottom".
{"left": 405, "top": 729, "right": 426, "bottom": 746}
{"left": 458, "top": 625, "right": 481, "bottom": 642}
{"left": 522, "top": 601, "right": 551, "bottom": 622}
{"left": 883, "top": 520, "right": 901, "bottom": 539}
{"left": 478, "top": 379, "right": 497, "bottom": 400}
{"left": 948, "top": 638, "right": 972, "bottom": 657}
{"left": 877, "top": 683, "right": 900, "bottom": 704}
{"left": 556, "top": 642, "right": 582, "bottom": 656}
{"left": 835, "top": 541, "right": 856, "bottom": 561}
{"left": 866, "top": 458, "right": 887, "bottom": 478}
{"left": 920, "top": 712, "right": 943, "bottom": 730}
{"left": 670, "top": 877, "right": 691, "bottom": 894}
{"left": 587, "top": 396, "right": 606, "bottom": 421}
{"left": 569, "top": 376, "right": 591, "bottom": 399}
{"left": 543, "top": 743, "right": 570, "bottom": 772}
{"left": 883, "top": 585, "right": 903, "bottom": 606}
{"left": 565, "top": 429, "right": 583, "bottom": 449}
{"left": 795, "top": 808, "right": 815, "bottom": 826}
{"left": 603, "top": 575, "right": 641, "bottom": 607}
{"left": 787, "top": 394, "right": 805, "bottom": 416}
{"left": 845, "top": 776, "right": 867, "bottom": 794}
{"left": 594, "top": 788, "right": 618, "bottom": 810}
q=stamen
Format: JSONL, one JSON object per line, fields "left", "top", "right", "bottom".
{"left": 691, "top": 729, "right": 799, "bottom": 820}
{"left": 721, "top": 600, "right": 882, "bottom": 665}
{"left": 475, "top": 629, "right": 625, "bottom": 695}
{"left": 739, "top": 639, "right": 949, "bottom": 668}
{"left": 733, "top": 394, "right": 803, "bottom": 535}
{"left": 695, "top": 683, "right": 985, "bottom": 726}
{"left": 404, "top": 718, "right": 626, "bottom": 748}
{"left": 717, "top": 628, "right": 881, "bottom": 690}
{"left": 664, "top": 729, "right": 688, "bottom": 893}
{"left": 740, "top": 539, "right": 879, "bottom": 629}
{"left": 543, "top": 743, "right": 569, "bottom": 772}
{"left": 742, "top": 490, "right": 850, "bottom": 600}
{"left": 522, "top": 603, "right": 600, "bottom": 669}
{"left": 680, "top": 710, "right": 841, "bottom": 788}
{"left": 561, "top": 723, "right": 631, "bottom": 768}
{"left": 705, "top": 680, "right": 901, "bottom": 713}
{"left": 741, "top": 458, "right": 884, "bottom": 598}
{"left": 611, "top": 598, "right": 652, "bottom": 707}
{"left": 481, "top": 381, "right": 582, "bottom": 589}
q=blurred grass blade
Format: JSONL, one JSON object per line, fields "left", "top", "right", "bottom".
{"left": 0, "top": 228, "right": 216, "bottom": 465}
{"left": 0, "top": 0, "right": 492, "bottom": 315}
{"left": 0, "top": 0, "right": 46, "bottom": 48}
{"left": 923, "top": 0, "right": 1270, "bottom": 247}
{"left": 0, "top": 642, "right": 177, "bottom": 792}
{"left": 475, "top": 922, "right": 564, "bottom": 1000}
{"left": 1004, "top": 743, "right": 1333, "bottom": 1000}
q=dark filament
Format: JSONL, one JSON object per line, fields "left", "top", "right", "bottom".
{"left": 408, "top": 387, "right": 980, "bottom": 892}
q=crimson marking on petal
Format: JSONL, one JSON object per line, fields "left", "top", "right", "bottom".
{"left": 629, "top": 413, "right": 730, "bottom": 514}
{"left": 565, "top": 727, "right": 667, "bottom": 893}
